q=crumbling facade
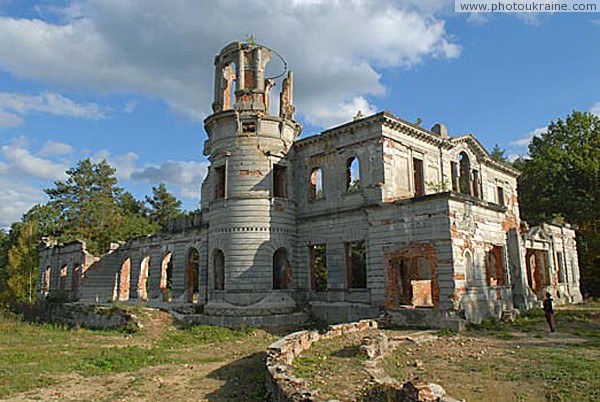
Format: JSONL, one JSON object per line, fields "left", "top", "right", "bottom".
{"left": 38, "top": 42, "right": 583, "bottom": 325}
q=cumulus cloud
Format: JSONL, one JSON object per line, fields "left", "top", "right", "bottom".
{"left": 302, "top": 96, "right": 379, "bottom": 128}
{"left": 590, "top": 102, "right": 600, "bottom": 116}
{"left": 0, "top": 178, "right": 46, "bottom": 228}
{"left": 0, "top": 1, "right": 460, "bottom": 127}
{"left": 0, "top": 92, "right": 105, "bottom": 128}
{"left": 0, "top": 139, "right": 68, "bottom": 180}
{"left": 131, "top": 161, "right": 208, "bottom": 186}
{"left": 509, "top": 126, "right": 547, "bottom": 148}
{"left": 38, "top": 140, "right": 74, "bottom": 156}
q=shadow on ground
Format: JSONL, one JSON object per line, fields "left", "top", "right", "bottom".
{"left": 205, "top": 352, "right": 269, "bottom": 401}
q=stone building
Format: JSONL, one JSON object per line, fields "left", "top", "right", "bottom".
{"left": 38, "top": 42, "right": 583, "bottom": 326}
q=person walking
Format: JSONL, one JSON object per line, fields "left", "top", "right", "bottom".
{"left": 543, "top": 292, "right": 555, "bottom": 333}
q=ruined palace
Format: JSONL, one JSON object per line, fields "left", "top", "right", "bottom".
{"left": 38, "top": 42, "right": 583, "bottom": 326}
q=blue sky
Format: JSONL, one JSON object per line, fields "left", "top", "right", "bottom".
{"left": 0, "top": 0, "right": 598, "bottom": 227}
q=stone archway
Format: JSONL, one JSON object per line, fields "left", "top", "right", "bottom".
{"left": 187, "top": 248, "right": 200, "bottom": 303}
{"left": 273, "top": 248, "right": 291, "bottom": 290}
{"left": 138, "top": 256, "right": 150, "bottom": 301}
{"left": 118, "top": 258, "right": 131, "bottom": 301}
{"left": 160, "top": 252, "right": 173, "bottom": 302}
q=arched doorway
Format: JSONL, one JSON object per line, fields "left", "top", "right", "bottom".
{"left": 273, "top": 248, "right": 291, "bottom": 290}
{"left": 138, "top": 256, "right": 150, "bottom": 301}
{"left": 119, "top": 258, "right": 131, "bottom": 301}
{"left": 187, "top": 248, "right": 200, "bottom": 303}
{"left": 160, "top": 252, "right": 173, "bottom": 302}
{"left": 213, "top": 249, "right": 225, "bottom": 290}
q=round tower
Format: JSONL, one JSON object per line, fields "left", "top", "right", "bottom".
{"left": 201, "top": 41, "right": 302, "bottom": 314}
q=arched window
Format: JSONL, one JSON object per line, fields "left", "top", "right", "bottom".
{"left": 346, "top": 157, "right": 361, "bottom": 192}
{"left": 465, "top": 250, "right": 475, "bottom": 287}
{"left": 119, "top": 258, "right": 131, "bottom": 301}
{"left": 459, "top": 152, "right": 471, "bottom": 195}
{"left": 138, "top": 256, "right": 151, "bottom": 301}
{"left": 187, "top": 248, "right": 200, "bottom": 303}
{"left": 213, "top": 249, "right": 225, "bottom": 291}
{"left": 222, "top": 63, "right": 237, "bottom": 110}
{"left": 160, "top": 252, "right": 173, "bottom": 302}
{"left": 273, "top": 248, "right": 291, "bottom": 290}
{"left": 60, "top": 265, "right": 68, "bottom": 293}
{"left": 310, "top": 167, "right": 323, "bottom": 200}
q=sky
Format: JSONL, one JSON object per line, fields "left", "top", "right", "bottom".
{"left": 0, "top": 0, "right": 599, "bottom": 228}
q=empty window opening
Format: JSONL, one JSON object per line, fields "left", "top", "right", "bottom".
{"left": 242, "top": 121, "right": 256, "bottom": 133}
{"left": 451, "top": 162, "right": 459, "bottom": 191}
{"left": 138, "top": 256, "right": 150, "bottom": 301}
{"left": 310, "top": 244, "right": 327, "bottom": 292}
{"left": 119, "top": 258, "right": 131, "bottom": 301}
{"left": 392, "top": 256, "right": 434, "bottom": 307}
{"left": 556, "top": 252, "right": 565, "bottom": 283}
{"left": 497, "top": 186, "right": 505, "bottom": 206}
{"left": 187, "top": 248, "right": 200, "bottom": 303}
{"left": 346, "top": 241, "right": 367, "bottom": 289}
{"left": 215, "top": 166, "right": 226, "bottom": 199}
{"left": 60, "top": 265, "right": 68, "bottom": 293}
{"left": 273, "top": 165, "right": 287, "bottom": 198}
{"left": 222, "top": 63, "right": 237, "bottom": 110}
{"left": 346, "top": 157, "right": 361, "bottom": 193}
{"left": 213, "top": 249, "right": 225, "bottom": 290}
{"left": 459, "top": 152, "right": 471, "bottom": 195}
{"left": 160, "top": 252, "right": 173, "bottom": 302}
{"left": 310, "top": 167, "right": 323, "bottom": 200}
{"left": 412, "top": 158, "right": 424, "bottom": 197}
{"left": 485, "top": 246, "right": 505, "bottom": 287}
{"left": 472, "top": 170, "right": 480, "bottom": 198}
{"left": 525, "top": 249, "right": 550, "bottom": 298}
{"left": 273, "top": 248, "right": 292, "bottom": 290}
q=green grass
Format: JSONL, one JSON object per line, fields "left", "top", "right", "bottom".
{"left": 0, "top": 309, "right": 263, "bottom": 398}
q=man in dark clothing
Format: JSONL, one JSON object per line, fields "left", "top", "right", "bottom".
{"left": 543, "top": 292, "right": 555, "bottom": 333}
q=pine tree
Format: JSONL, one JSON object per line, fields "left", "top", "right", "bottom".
{"left": 145, "top": 183, "right": 183, "bottom": 231}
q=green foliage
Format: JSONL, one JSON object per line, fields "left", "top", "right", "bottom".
{"left": 0, "top": 220, "right": 38, "bottom": 304}
{"left": 145, "top": 183, "right": 183, "bottom": 231}
{"left": 516, "top": 111, "right": 600, "bottom": 295}
{"left": 41, "top": 159, "right": 158, "bottom": 255}
{"left": 490, "top": 144, "right": 508, "bottom": 163}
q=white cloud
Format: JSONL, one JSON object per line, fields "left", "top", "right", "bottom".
{"left": 0, "top": 109, "right": 23, "bottom": 128}
{"left": 123, "top": 100, "right": 137, "bottom": 114}
{"left": 38, "top": 140, "right": 74, "bottom": 156}
{"left": 0, "top": 91, "right": 105, "bottom": 129}
{"left": 590, "top": 102, "right": 600, "bottom": 116}
{"left": 302, "top": 96, "right": 379, "bottom": 128}
{"left": 0, "top": 140, "right": 68, "bottom": 180}
{"left": 180, "top": 185, "right": 200, "bottom": 200}
{"left": 509, "top": 126, "right": 547, "bottom": 148}
{"left": 0, "top": 1, "right": 460, "bottom": 127}
{"left": 131, "top": 161, "right": 208, "bottom": 186}
{"left": 90, "top": 149, "right": 138, "bottom": 180}
{"left": 0, "top": 178, "right": 46, "bottom": 228}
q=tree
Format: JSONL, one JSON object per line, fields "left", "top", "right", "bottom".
{"left": 516, "top": 111, "right": 600, "bottom": 296}
{"left": 0, "top": 229, "right": 9, "bottom": 303}
{"left": 145, "top": 183, "right": 183, "bottom": 231}
{"left": 490, "top": 144, "right": 508, "bottom": 163}
{"left": 1, "top": 220, "right": 38, "bottom": 303}
{"left": 44, "top": 159, "right": 157, "bottom": 255}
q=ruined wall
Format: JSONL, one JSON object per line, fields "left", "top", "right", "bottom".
{"left": 524, "top": 223, "right": 583, "bottom": 304}
{"left": 448, "top": 197, "right": 516, "bottom": 322}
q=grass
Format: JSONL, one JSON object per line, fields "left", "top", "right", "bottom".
{"left": 0, "top": 308, "right": 273, "bottom": 400}
{"left": 382, "top": 304, "right": 600, "bottom": 402}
